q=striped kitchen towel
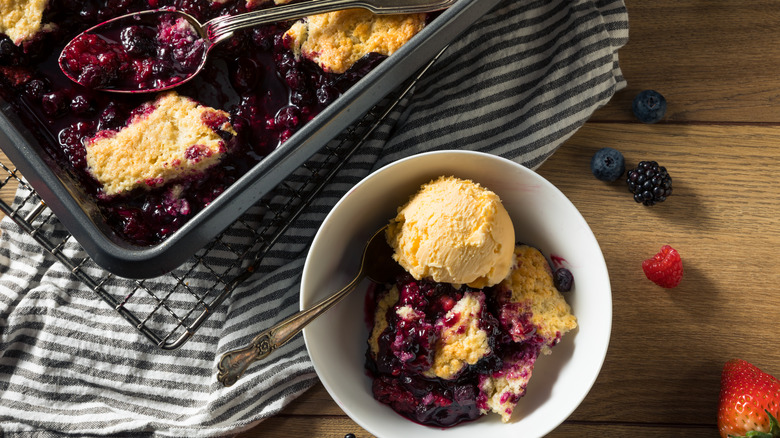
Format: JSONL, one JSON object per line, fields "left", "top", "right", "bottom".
{"left": 0, "top": 0, "right": 628, "bottom": 436}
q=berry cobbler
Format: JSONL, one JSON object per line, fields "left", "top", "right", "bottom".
{"left": 366, "top": 245, "right": 578, "bottom": 427}
{"left": 365, "top": 176, "right": 577, "bottom": 427}
{"left": 0, "top": 0, "right": 428, "bottom": 245}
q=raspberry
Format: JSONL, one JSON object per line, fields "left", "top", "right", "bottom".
{"left": 626, "top": 160, "right": 672, "bottom": 206}
{"left": 632, "top": 90, "right": 667, "bottom": 123}
{"left": 642, "top": 245, "right": 683, "bottom": 288}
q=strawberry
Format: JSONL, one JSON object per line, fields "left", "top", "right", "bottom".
{"left": 718, "top": 359, "right": 780, "bottom": 438}
{"left": 642, "top": 244, "right": 683, "bottom": 288}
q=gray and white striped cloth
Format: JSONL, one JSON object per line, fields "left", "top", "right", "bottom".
{"left": 0, "top": 1, "right": 628, "bottom": 436}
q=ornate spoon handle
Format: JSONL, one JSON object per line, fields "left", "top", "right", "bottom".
{"left": 217, "top": 225, "right": 393, "bottom": 387}
{"left": 204, "top": 0, "right": 457, "bottom": 44}
{"left": 217, "top": 274, "right": 363, "bottom": 386}
{"left": 206, "top": 0, "right": 359, "bottom": 43}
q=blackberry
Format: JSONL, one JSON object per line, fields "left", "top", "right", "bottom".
{"left": 626, "top": 161, "right": 673, "bottom": 206}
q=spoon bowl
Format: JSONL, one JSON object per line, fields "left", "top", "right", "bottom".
{"left": 58, "top": 9, "right": 208, "bottom": 93}
{"left": 59, "top": 0, "right": 458, "bottom": 93}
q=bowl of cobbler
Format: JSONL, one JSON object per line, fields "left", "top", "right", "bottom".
{"left": 300, "top": 150, "right": 612, "bottom": 437}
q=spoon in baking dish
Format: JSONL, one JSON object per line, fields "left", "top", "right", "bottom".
{"left": 59, "top": 0, "right": 457, "bottom": 93}
{"left": 216, "top": 225, "right": 403, "bottom": 387}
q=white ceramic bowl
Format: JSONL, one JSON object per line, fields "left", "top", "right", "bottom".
{"left": 301, "top": 150, "right": 611, "bottom": 438}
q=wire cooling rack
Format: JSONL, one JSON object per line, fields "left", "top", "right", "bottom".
{"left": 0, "top": 53, "right": 438, "bottom": 350}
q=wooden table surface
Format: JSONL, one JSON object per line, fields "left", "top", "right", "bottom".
{"left": 238, "top": 2, "right": 780, "bottom": 437}
{"left": 1, "top": 2, "right": 778, "bottom": 437}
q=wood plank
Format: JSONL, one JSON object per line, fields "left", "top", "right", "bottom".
{"left": 270, "top": 382, "right": 345, "bottom": 417}
{"left": 236, "top": 415, "right": 371, "bottom": 438}
{"left": 551, "top": 422, "right": 717, "bottom": 438}
{"left": 591, "top": 1, "right": 780, "bottom": 123}
{"left": 237, "top": 415, "right": 717, "bottom": 438}
{"left": 0, "top": 150, "right": 19, "bottom": 209}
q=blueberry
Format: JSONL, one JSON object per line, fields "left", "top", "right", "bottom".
{"left": 275, "top": 52, "right": 296, "bottom": 74}
{"left": 24, "top": 78, "right": 50, "bottom": 99}
{"left": 251, "top": 26, "right": 277, "bottom": 51}
{"left": 78, "top": 64, "right": 109, "bottom": 89}
{"left": 590, "top": 147, "right": 625, "bottom": 182}
{"left": 553, "top": 268, "right": 574, "bottom": 292}
{"left": 290, "top": 90, "right": 313, "bottom": 107}
{"left": 0, "top": 37, "right": 19, "bottom": 62}
{"left": 632, "top": 90, "right": 667, "bottom": 123}
{"left": 78, "top": 3, "right": 97, "bottom": 20}
{"left": 41, "top": 91, "right": 68, "bottom": 117}
{"left": 70, "top": 94, "right": 93, "bottom": 114}
{"left": 152, "top": 60, "right": 174, "bottom": 78}
{"left": 120, "top": 26, "right": 156, "bottom": 57}
{"left": 284, "top": 68, "right": 306, "bottom": 90}
{"left": 316, "top": 85, "right": 339, "bottom": 105}
{"left": 231, "top": 57, "right": 260, "bottom": 91}
{"left": 275, "top": 106, "right": 300, "bottom": 129}
{"left": 98, "top": 102, "right": 123, "bottom": 130}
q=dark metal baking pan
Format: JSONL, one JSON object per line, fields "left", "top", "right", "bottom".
{"left": 0, "top": 0, "right": 500, "bottom": 279}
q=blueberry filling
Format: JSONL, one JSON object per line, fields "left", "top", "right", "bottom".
{"left": 60, "top": 13, "right": 206, "bottom": 91}
{"left": 366, "top": 274, "right": 546, "bottom": 428}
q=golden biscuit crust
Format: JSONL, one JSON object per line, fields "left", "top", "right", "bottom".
{"left": 0, "top": 0, "right": 52, "bottom": 44}
{"left": 425, "top": 291, "right": 492, "bottom": 380}
{"left": 85, "top": 92, "right": 236, "bottom": 197}
{"left": 368, "top": 285, "right": 399, "bottom": 357}
{"left": 502, "top": 245, "right": 578, "bottom": 353}
{"left": 285, "top": 9, "right": 426, "bottom": 74}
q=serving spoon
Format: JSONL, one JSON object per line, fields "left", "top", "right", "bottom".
{"left": 59, "top": 0, "right": 458, "bottom": 93}
{"left": 216, "top": 225, "right": 403, "bottom": 387}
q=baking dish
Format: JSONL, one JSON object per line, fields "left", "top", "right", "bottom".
{"left": 0, "top": 0, "right": 500, "bottom": 278}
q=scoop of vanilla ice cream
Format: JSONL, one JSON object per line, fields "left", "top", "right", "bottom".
{"left": 386, "top": 176, "right": 515, "bottom": 288}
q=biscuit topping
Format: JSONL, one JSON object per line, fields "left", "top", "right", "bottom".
{"left": 285, "top": 10, "right": 426, "bottom": 74}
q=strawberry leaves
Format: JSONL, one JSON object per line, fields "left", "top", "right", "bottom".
{"left": 728, "top": 410, "right": 780, "bottom": 438}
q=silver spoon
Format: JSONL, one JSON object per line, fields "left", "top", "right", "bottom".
{"left": 216, "top": 225, "right": 403, "bottom": 387}
{"left": 59, "top": 0, "right": 457, "bottom": 93}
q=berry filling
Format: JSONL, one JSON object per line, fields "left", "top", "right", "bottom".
{"left": 366, "top": 273, "right": 550, "bottom": 428}
{"left": 60, "top": 12, "right": 206, "bottom": 91}
{"left": 365, "top": 244, "right": 579, "bottom": 428}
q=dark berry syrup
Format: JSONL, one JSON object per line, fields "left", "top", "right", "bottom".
{"left": 59, "top": 11, "right": 206, "bottom": 91}
{"left": 366, "top": 274, "right": 513, "bottom": 428}
{"left": 0, "top": 0, "right": 389, "bottom": 245}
